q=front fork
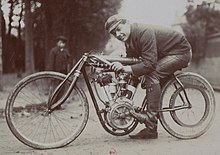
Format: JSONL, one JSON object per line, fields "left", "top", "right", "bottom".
{"left": 48, "top": 54, "right": 88, "bottom": 111}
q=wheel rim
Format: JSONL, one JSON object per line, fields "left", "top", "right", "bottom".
{"left": 159, "top": 73, "right": 215, "bottom": 139}
{"left": 169, "top": 87, "right": 209, "bottom": 127}
{"left": 6, "top": 72, "right": 89, "bottom": 149}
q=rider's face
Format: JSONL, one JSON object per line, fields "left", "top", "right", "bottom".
{"left": 111, "top": 23, "right": 131, "bottom": 42}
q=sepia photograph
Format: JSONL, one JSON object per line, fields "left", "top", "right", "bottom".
{"left": 0, "top": 0, "right": 220, "bottom": 154}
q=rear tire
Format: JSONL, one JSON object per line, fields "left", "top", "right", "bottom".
{"left": 159, "top": 72, "right": 215, "bottom": 139}
{"left": 5, "top": 71, "right": 89, "bottom": 149}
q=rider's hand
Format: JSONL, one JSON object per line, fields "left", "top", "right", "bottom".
{"left": 111, "top": 62, "right": 124, "bottom": 72}
{"left": 111, "top": 62, "right": 133, "bottom": 73}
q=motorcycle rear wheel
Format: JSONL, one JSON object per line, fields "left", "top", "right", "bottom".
{"left": 159, "top": 72, "right": 215, "bottom": 139}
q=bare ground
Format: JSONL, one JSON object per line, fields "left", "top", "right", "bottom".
{"left": 0, "top": 74, "right": 220, "bottom": 155}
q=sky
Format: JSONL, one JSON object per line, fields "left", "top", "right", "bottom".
{"left": 119, "top": 0, "right": 188, "bottom": 26}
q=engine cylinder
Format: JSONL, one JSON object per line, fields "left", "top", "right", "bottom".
{"left": 125, "top": 76, "right": 140, "bottom": 99}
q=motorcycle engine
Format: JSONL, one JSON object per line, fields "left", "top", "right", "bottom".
{"left": 96, "top": 71, "right": 140, "bottom": 130}
{"left": 106, "top": 97, "right": 135, "bottom": 130}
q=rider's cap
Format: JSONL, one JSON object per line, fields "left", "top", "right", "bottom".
{"left": 105, "top": 14, "right": 126, "bottom": 33}
{"left": 56, "top": 35, "right": 68, "bottom": 42}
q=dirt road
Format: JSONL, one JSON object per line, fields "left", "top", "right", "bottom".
{"left": 0, "top": 90, "right": 220, "bottom": 155}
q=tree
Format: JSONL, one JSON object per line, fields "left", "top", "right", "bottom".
{"left": 182, "top": 1, "right": 220, "bottom": 60}
{"left": 24, "top": 0, "right": 34, "bottom": 74}
{"left": 33, "top": 0, "right": 122, "bottom": 70}
{"left": 1, "top": 0, "right": 122, "bottom": 72}
{"left": 0, "top": 2, "right": 4, "bottom": 90}
{"left": 1, "top": 0, "right": 25, "bottom": 73}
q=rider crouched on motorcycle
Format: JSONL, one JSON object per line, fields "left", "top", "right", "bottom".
{"left": 105, "top": 14, "right": 192, "bottom": 139}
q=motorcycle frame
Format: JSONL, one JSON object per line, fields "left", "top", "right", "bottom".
{"left": 48, "top": 52, "right": 192, "bottom": 135}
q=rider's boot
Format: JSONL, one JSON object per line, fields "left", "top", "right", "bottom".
{"left": 129, "top": 83, "right": 161, "bottom": 139}
{"left": 129, "top": 110, "right": 158, "bottom": 130}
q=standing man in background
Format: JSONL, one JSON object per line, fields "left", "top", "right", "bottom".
{"left": 49, "top": 36, "right": 71, "bottom": 74}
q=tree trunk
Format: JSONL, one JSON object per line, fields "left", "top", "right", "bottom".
{"left": 0, "top": 5, "right": 3, "bottom": 91}
{"left": 24, "top": 0, "right": 34, "bottom": 74}
{"left": 7, "top": 0, "right": 14, "bottom": 35}
{"left": 18, "top": 0, "right": 24, "bottom": 40}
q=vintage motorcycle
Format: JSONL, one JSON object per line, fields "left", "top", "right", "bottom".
{"left": 5, "top": 52, "right": 215, "bottom": 149}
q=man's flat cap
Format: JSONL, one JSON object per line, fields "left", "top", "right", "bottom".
{"left": 56, "top": 36, "right": 68, "bottom": 42}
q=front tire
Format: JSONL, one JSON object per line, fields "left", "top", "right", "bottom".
{"left": 5, "top": 71, "right": 89, "bottom": 149}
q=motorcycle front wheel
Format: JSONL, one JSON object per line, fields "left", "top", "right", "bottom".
{"left": 5, "top": 71, "right": 89, "bottom": 149}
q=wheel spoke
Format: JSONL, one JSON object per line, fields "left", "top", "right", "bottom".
{"left": 6, "top": 72, "right": 89, "bottom": 149}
